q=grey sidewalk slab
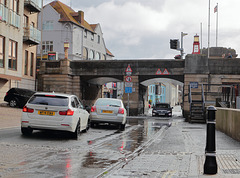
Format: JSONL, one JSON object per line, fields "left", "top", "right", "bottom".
{"left": 107, "top": 119, "right": 240, "bottom": 177}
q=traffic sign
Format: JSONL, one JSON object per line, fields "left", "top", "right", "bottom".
{"left": 156, "top": 69, "right": 162, "bottom": 75}
{"left": 126, "top": 72, "right": 132, "bottom": 76}
{"left": 125, "top": 82, "right": 133, "bottom": 87}
{"left": 190, "top": 82, "right": 198, "bottom": 88}
{"left": 163, "top": 68, "right": 169, "bottom": 75}
{"left": 125, "top": 76, "right": 132, "bottom": 82}
{"left": 125, "top": 87, "right": 132, "bottom": 93}
{"left": 125, "top": 64, "right": 132, "bottom": 73}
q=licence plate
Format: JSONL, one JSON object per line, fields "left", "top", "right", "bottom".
{"left": 38, "top": 110, "right": 55, "bottom": 116}
{"left": 102, "top": 110, "right": 113, "bottom": 114}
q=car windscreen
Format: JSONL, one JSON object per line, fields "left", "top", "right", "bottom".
{"left": 155, "top": 104, "right": 169, "bottom": 108}
{"left": 95, "top": 99, "right": 121, "bottom": 107}
{"left": 28, "top": 95, "right": 69, "bottom": 106}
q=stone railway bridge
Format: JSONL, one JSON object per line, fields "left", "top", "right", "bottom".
{"left": 38, "top": 54, "right": 240, "bottom": 120}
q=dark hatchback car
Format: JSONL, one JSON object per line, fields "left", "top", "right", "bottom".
{"left": 152, "top": 103, "right": 173, "bottom": 117}
{"left": 4, "top": 88, "right": 36, "bottom": 108}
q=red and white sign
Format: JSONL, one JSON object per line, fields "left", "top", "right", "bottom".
{"left": 125, "top": 65, "right": 132, "bottom": 73}
{"left": 125, "top": 76, "right": 132, "bottom": 82}
{"left": 156, "top": 69, "right": 162, "bottom": 75}
{"left": 163, "top": 69, "right": 169, "bottom": 75}
{"left": 156, "top": 68, "right": 170, "bottom": 75}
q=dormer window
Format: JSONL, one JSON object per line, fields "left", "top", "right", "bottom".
{"left": 98, "top": 35, "right": 100, "bottom": 44}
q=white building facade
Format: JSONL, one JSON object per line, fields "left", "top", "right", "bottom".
{"left": 37, "top": 1, "right": 113, "bottom": 61}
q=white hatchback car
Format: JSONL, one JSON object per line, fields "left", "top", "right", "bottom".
{"left": 21, "top": 92, "right": 90, "bottom": 139}
{"left": 89, "top": 98, "right": 127, "bottom": 130}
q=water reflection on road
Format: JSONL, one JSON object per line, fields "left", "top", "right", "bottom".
{"left": 81, "top": 117, "right": 172, "bottom": 172}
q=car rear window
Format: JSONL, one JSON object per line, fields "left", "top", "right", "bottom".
{"left": 155, "top": 104, "right": 170, "bottom": 108}
{"left": 95, "top": 99, "right": 121, "bottom": 107}
{"left": 28, "top": 95, "right": 69, "bottom": 106}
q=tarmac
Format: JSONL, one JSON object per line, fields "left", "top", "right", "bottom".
{"left": 1, "top": 104, "right": 240, "bottom": 177}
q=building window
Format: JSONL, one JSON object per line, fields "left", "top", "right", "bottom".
{"left": 8, "top": 40, "right": 17, "bottom": 70}
{"left": 98, "top": 35, "right": 100, "bottom": 44}
{"left": 91, "top": 33, "right": 94, "bottom": 41}
{"left": 42, "top": 41, "right": 53, "bottom": 54}
{"left": 43, "top": 21, "right": 53, "bottom": 30}
{"left": 96, "top": 52, "right": 101, "bottom": 60}
{"left": 10, "top": 0, "right": 19, "bottom": 13}
{"left": 102, "top": 54, "right": 106, "bottom": 60}
{"left": 89, "top": 50, "right": 94, "bottom": 60}
{"left": 23, "top": 15, "right": 28, "bottom": 27}
{"left": 83, "top": 47, "right": 88, "bottom": 60}
{"left": 30, "top": 52, "right": 34, "bottom": 76}
{"left": 0, "top": 0, "right": 7, "bottom": 6}
{"left": 0, "top": 36, "right": 4, "bottom": 68}
{"left": 84, "top": 30, "right": 87, "bottom": 38}
{"left": 24, "top": 50, "right": 28, "bottom": 75}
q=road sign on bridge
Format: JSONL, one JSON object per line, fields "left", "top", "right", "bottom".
{"left": 125, "top": 76, "right": 132, "bottom": 82}
{"left": 125, "top": 64, "right": 132, "bottom": 76}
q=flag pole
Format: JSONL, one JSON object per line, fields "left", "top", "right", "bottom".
{"left": 216, "top": 3, "right": 218, "bottom": 47}
{"left": 208, "top": 0, "right": 210, "bottom": 58}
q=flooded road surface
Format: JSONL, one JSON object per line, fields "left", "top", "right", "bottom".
{"left": 0, "top": 116, "right": 173, "bottom": 178}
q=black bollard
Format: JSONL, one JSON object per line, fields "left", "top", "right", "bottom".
{"left": 204, "top": 106, "right": 218, "bottom": 174}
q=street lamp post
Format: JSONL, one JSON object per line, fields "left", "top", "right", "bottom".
{"left": 180, "top": 32, "right": 188, "bottom": 59}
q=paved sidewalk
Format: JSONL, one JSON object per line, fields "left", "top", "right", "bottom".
{"left": 0, "top": 104, "right": 22, "bottom": 129}
{"left": 107, "top": 119, "right": 240, "bottom": 177}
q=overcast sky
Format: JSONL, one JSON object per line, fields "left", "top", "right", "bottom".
{"left": 44, "top": 0, "right": 240, "bottom": 59}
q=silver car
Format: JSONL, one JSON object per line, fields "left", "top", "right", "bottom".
{"left": 89, "top": 98, "right": 127, "bottom": 130}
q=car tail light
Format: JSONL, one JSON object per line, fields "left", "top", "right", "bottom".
{"left": 118, "top": 108, "right": 124, "bottom": 114}
{"left": 23, "top": 106, "right": 34, "bottom": 113}
{"left": 5, "top": 92, "right": 8, "bottom": 96}
{"left": 91, "top": 106, "right": 96, "bottom": 112}
{"left": 59, "top": 109, "right": 74, "bottom": 116}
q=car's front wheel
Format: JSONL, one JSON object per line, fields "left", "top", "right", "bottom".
{"left": 21, "top": 127, "right": 33, "bottom": 136}
{"left": 9, "top": 99, "right": 17, "bottom": 107}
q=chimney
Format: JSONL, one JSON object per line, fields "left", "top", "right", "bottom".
{"left": 78, "top": 11, "right": 84, "bottom": 25}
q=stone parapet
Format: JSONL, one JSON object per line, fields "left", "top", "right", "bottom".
{"left": 216, "top": 108, "right": 240, "bottom": 141}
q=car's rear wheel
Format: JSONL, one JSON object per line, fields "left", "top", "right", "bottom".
{"left": 72, "top": 121, "right": 80, "bottom": 139}
{"left": 120, "top": 123, "right": 126, "bottom": 131}
{"left": 9, "top": 99, "right": 17, "bottom": 107}
{"left": 21, "top": 127, "right": 33, "bottom": 136}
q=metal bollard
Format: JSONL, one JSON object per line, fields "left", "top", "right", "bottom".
{"left": 204, "top": 106, "right": 218, "bottom": 174}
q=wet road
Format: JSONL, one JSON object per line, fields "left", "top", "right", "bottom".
{"left": 0, "top": 112, "right": 180, "bottom": 177}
